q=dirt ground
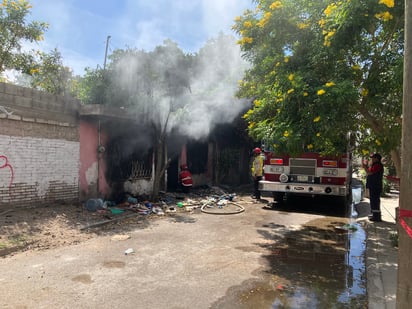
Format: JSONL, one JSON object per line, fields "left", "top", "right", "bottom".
{"left": 0, "top": 187, "right": 252, "bottom": 258}
{"left": 0, "top": 202, "right": 106, "bottom": 257}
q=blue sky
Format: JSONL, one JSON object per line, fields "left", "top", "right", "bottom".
{"left": 28, "top": 0, "right": 253, "bottom": 75}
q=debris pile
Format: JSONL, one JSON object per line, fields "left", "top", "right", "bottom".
{"left": 82, "top": 186, "right": 246, "bottom": 229}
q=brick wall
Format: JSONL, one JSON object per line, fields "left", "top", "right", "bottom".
{"left": 0, "top": 83, "right": 80, "bottom": 208}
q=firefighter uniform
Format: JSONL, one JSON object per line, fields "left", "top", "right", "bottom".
{"left": 365, "top": 153, "right": 384, "bottom": 222}
{"left": 251, "top": 148, "right": 264, "bottom": 200}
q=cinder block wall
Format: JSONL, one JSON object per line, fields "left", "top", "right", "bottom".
{"left": 0, "top": 83, "right": 80, "bottom": 208}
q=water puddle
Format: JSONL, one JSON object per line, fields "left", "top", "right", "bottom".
{"left": 212, "top": 202, "right": 367, "bottom": 309}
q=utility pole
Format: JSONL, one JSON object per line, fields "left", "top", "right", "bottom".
{"left": 103, "top": 35, "right": 111, "bottom": 70}
{"left": 397, "top": 1, "right": 412, "bottom": 308}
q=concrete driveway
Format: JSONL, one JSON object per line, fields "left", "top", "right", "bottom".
{"left": 0, "top": 198, "right": 346, "bottom": 309}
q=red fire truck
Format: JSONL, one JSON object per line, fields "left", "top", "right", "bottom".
{"left": 259, "top": 150, "right": 352, "bottom": 204}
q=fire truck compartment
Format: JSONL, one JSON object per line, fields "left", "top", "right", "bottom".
{"left": 259, "top": 180, "right": 348, "bottom": 196}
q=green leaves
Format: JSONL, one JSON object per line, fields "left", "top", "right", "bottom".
{"left": 233, "top": 0, "right": 404, "bottom": 160}
{"left": 0, "top": 0, "right": 48, "bottom": 73}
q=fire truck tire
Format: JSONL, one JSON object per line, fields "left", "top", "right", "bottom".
{"left": 273, "top": 192, "right": 285, "bottom": 204}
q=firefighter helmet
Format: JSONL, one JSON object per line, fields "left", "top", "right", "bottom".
{"left": 253, "top": 147, "right": 262, "bottom": 154}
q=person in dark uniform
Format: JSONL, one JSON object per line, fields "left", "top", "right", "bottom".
{"left": 363, "top": 153, "right": 384, "bottom": 222}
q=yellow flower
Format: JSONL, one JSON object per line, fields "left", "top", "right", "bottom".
{"left": 284, "top": 57, "right": 290, "bottom": 63}
{"left": 283, "top": 131, "right": 289, "bottom": 137}
{"left": 318, "top": 18, "right": 326, "bottom": 27}
{"left": 254, "top": 99, "right": 262, "bottom": 107}
{"left": 234, "top": 16, "right": 242, "bottom": 22}
{"left": 257, "top": 12, "right": 272, "bottom": 27}
{"left": 29, "top": 68, "right": 40, "bottom": 74}
{"left": 362, "top": 149, "right": 369, "bottom": 156}
{"left": 352, "top": 64, "right": 361, "bottom": 70}
{"left": 325, "top": 81, "right": 335, "bottom": 87}
{"left": 313, "top": 116, "right": 321, "bottom": 122}
{"left": 273, "top": 144, "right": 279, "bottom": 148}
{"left": 276, "top": 98, "right": 283, "bottom": 103}
{"left": 317, "top": 89, "right": 326, "bottom": 95}
{"left": 243, "top": 21, "right": 252, "bottom": 28}
{"left": 324, "top": 3, "right": 337, "bottom": 16}
{"left": 287, "top": 89, "right": 294, "bottom": 94}
{"left": 326, "top": 30, "right": 336, "bottom": 38}
{"left": 316, "top": 132, "right": 321, "bottom": 137}
{"left": 379, "top": 0, "right": 394, "bottom": 8}
{"left": 297, "top": 22, "right": 309, "bottom": 29}
{"left": 248, "top": 122, "right": 255, "bottom": 129}
{"left": 375, "top": 11, "right": 393, "bottom": 22}
{"left": 275, "top": 62, "right": 281, "bottom": 67}
{"left": 269, "top": 1, "right": 283, "bottom": 10}
{"left": 375, "top": 139, "right": 382, "bottom": 146}
{"left": 303, "top": 92, "right": 308, "bottom": 97}
{"left": 307, "top": 144, "right": 314, "bottom": 150}
{"left": 242, "top": 109, "right": 253, "bottom": 119}
{"left": 361, "top": 88, "right": 369, "bottom": 97}
{"left": 288, "top": 74, "right": 294, "bottom": 81}
{"left": 237, "top": 37, "right": 253, "bottom": 45}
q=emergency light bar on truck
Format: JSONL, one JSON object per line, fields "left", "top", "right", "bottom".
{"left": 259, "top": 151, "right": 351, "bottom": 200}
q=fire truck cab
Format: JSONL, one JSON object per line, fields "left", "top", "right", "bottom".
{"left": 259, "top": 150, "right": 352, "bottom": 204}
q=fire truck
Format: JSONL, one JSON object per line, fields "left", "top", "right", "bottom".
{"left": 259, "top": 149, "right": 352, "bottom": 204}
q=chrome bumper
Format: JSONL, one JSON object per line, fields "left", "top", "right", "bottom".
{"left": 259, "top": 180, "right": 348, "bottom": 196}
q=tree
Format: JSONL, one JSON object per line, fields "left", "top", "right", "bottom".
{"left": 28, "top": 48, "right": 74, "bottom": 95}
{"left": 71, "top": 66, "right": 107, "bottom": 104}
{"left": 0, "top": 0, "right": 48, "bottom": 75}
{"left": 233, "top": 0, "right": 404, "bottom": 174}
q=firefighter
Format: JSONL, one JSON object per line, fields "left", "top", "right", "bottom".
{"left": 179, "top": 164, "right": 193, "bottom": 193}
{"left": 251, "top": 147, "right": 264, "bottom": 200}
{"left": 363, "top": 153, "right": 384, "bottom": 222}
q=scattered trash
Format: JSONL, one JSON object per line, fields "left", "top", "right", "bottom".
{"left": 152, "top": 206, "right": 165, "bottom": 215}
{"left": 110, "top": 208, "right": 124, "bottom": 215}
{"left": 124, "top": 248, "right": 134, "bottom": 255}
{"left": 166, "top": 207, "right": 176, "bottom": 213}
{"left": 217, "top": 199, "right": 228, "bottom": 208}
{"left": 144, "top": 202, "right": 153, "bottom": 210}
{"left": 177, "top": 202, "right": 184, "bottom": 208}
{"left": 85, "top": 198, "right": 104, "bottom": 212}
{"left": 127, "top": 196, "right": 138, "bottom": 204}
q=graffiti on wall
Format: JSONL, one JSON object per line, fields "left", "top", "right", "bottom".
{"left": 0, "top": 155, "right": 14, "bottom": 188}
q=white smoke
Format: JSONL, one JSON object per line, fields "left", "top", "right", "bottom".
{"left": 171, "top": 37, "right": 250, "bottom": 140}
{"left": 112, "top": 35, "right": 250, "bottom": 142}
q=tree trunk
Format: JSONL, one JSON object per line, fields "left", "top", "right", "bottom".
{"left": 397, "top": 0, "right": 412, "bottom": 307}
{"left": 151, "top": 137, "right": 164, "bottom": 201}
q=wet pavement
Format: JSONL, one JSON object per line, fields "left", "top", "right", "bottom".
{"left": 211, "top": 198, "right": 368, "bottom": 309}
{"left": 0, "top": 191, "right": 399, "bottom": 308}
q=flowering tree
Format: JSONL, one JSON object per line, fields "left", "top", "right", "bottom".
{"left": 0, "top": 0, "right": 48, "bottom": 76}
{"left": 233, "top": 0, "right": 404, "bottom": 174}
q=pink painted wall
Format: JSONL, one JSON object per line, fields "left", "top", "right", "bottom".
{"left": 79, "top": 120, "right": 109, "bottom": 200}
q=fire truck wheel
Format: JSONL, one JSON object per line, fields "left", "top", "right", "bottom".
{"left": 273, "top": 192, "right": 285, "bottom": 204}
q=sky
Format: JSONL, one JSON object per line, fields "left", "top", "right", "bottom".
{"left": 28, "top": 0, "right": 253, "bottom": 76}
